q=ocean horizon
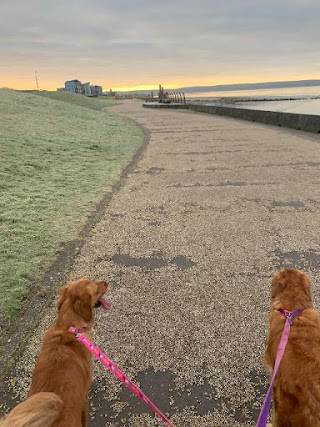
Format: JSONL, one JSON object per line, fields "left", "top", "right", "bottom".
{"left": 186, "top": 85, "right": 320, "bottom": 100}
{"left": 187, "top": 85, "right": 320, "bottom": 116}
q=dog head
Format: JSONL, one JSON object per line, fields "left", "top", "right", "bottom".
{"left": 271, "top": 269, "right": 312, "bottom": 311}
{"left": 57, "top": 278, "right": 109, "bottom": 326}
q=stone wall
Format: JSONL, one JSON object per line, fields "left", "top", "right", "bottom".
{"left": 189, "top": 104, "right": 320, "bottom": 133}
{"left": 143, "top": 102, "right": 189, "bottom": 109}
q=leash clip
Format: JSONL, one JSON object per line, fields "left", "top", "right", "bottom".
{"left": 280, "top": 309, "right": 293, "bottom": 324}
{"left": 279, "top": 308, "right": 302, "bottom": 324}
{"left": 285, "top": 311, "right": 292, "bottom": 320}
{"left": 69, "top": 326, "right": 84, "bottom": 338}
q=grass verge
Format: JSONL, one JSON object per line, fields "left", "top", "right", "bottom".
{"left": 31, "top": 90, "right": 116, "bottom": 110}
{"left": 0, "top": 89, "right": 144, "bottom": 322}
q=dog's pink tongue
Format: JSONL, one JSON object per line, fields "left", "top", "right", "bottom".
{"left": 98, "top": 297, "right": 111, "bottom": 310}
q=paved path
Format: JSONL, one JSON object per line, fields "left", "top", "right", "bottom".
{"left": 3, "top": 100, "right": 320, "bottom": 426}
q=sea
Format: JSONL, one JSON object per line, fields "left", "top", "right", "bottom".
{"left": 186, "top": 85, "right": 320, "bottom": 115}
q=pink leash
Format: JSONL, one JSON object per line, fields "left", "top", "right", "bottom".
{"left": 69, "top": 326, "right": 175, "bottom": 427}
{"left": 256, "top": 309, "right": 302, "bottom": 427}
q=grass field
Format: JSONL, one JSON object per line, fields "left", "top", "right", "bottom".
{"left": 32, "top": 90, "right": 116, "bottom": 110}
{"left": 0, "top": 89, "right": 144, "bottom": 320}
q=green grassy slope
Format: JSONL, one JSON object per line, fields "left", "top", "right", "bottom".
{"left": 32, "top": 90, "right": 115, "bottom": 110}
{"left": 0, "top": 89, "right": 144, "bottom": 319}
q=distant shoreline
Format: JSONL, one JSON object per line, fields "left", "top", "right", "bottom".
{"left": 178, "top": 79, "right": 320, "bottom": 94}
{"left": 187, "top": 92, "right": 320, "bottom": 117}
{"left": 185, "top": 85, "right": 320, "bottom": 102}
{"left": 124, "top": 79, "right": 320, "bottom": 96}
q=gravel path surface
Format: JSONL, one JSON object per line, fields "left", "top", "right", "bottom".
{"left": 2, "top": 100, "right": 320, "bottom": 426}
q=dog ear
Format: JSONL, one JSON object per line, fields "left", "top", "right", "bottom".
{"left": 271, "top": 273, "right": 286, "bottom": 299}
{"left": 73, "top": 293, "right": 93, "bottom": 322}
{"left": 57, "top": 285, "right": 69, "bottom": 311}
{"left": 300, "top": 272, "right": 311, "bottom": 298}
{"left": 97, "top": 280, "right": 108, "bottom": 288}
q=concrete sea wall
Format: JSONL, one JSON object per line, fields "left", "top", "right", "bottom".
{"left": 189, "top": 104, "right": 320, "bottom": 133}
{"left": 143, "top": 102, "right": 320, "bottom": 133}
{"left": 143, "top": 102, "right": 189, "bottom": 109}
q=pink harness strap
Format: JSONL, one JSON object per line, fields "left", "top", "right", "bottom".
{"left": 69, "top": 327, "right": 175, "bottom": 427}
{"left": 256, "top": 309, "right": 302, "bottom": 427}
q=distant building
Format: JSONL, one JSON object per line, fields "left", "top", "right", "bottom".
{"left": 65, "top": 79, "right": 82, "bottom": 93}
{"left": 82, "top": 82, "right": 91, "bottom": 96}
{"left": 62, "top": 80, "right": 103, "bottom": 96}
{"left": 90, "top": 85, "right": 103, "bottom": 96}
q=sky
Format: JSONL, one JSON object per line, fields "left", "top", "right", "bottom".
{"left": 1, "top": 0, "right": 320, "bottom": 91}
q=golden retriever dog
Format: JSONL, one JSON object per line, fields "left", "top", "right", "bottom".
{"left": 1, "top": 278, "right": 109, "bottom": 427}
{"left": 264, "top": 269, "right": 320, "bottom": 427}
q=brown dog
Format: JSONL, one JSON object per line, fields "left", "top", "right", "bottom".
{"left": 1, "top": 278, "right": 109, "bottom": 427}
{"left": 264, "top": 269, "right": 320, "bottom": 427}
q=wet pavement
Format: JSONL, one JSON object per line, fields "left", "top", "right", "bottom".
{"left": 2, "top": 100, "right": 320, "bottom": 426}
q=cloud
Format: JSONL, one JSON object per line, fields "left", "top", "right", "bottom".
{"left": 1, "top": 0, "right": 320, "bottom": 89}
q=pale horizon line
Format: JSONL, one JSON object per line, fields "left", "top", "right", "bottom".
{"left": 2, "top": 76, "right": 320, "bottom": 93}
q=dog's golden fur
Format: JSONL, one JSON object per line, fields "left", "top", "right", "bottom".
{"left": 1, "top": 278, "right": 108, "bottom": 427}
{"left": 0, "top": 392, "right": 63, "bottom": 427}
{"left": 264, "top": 269, "right": 320, "bottom": 427}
